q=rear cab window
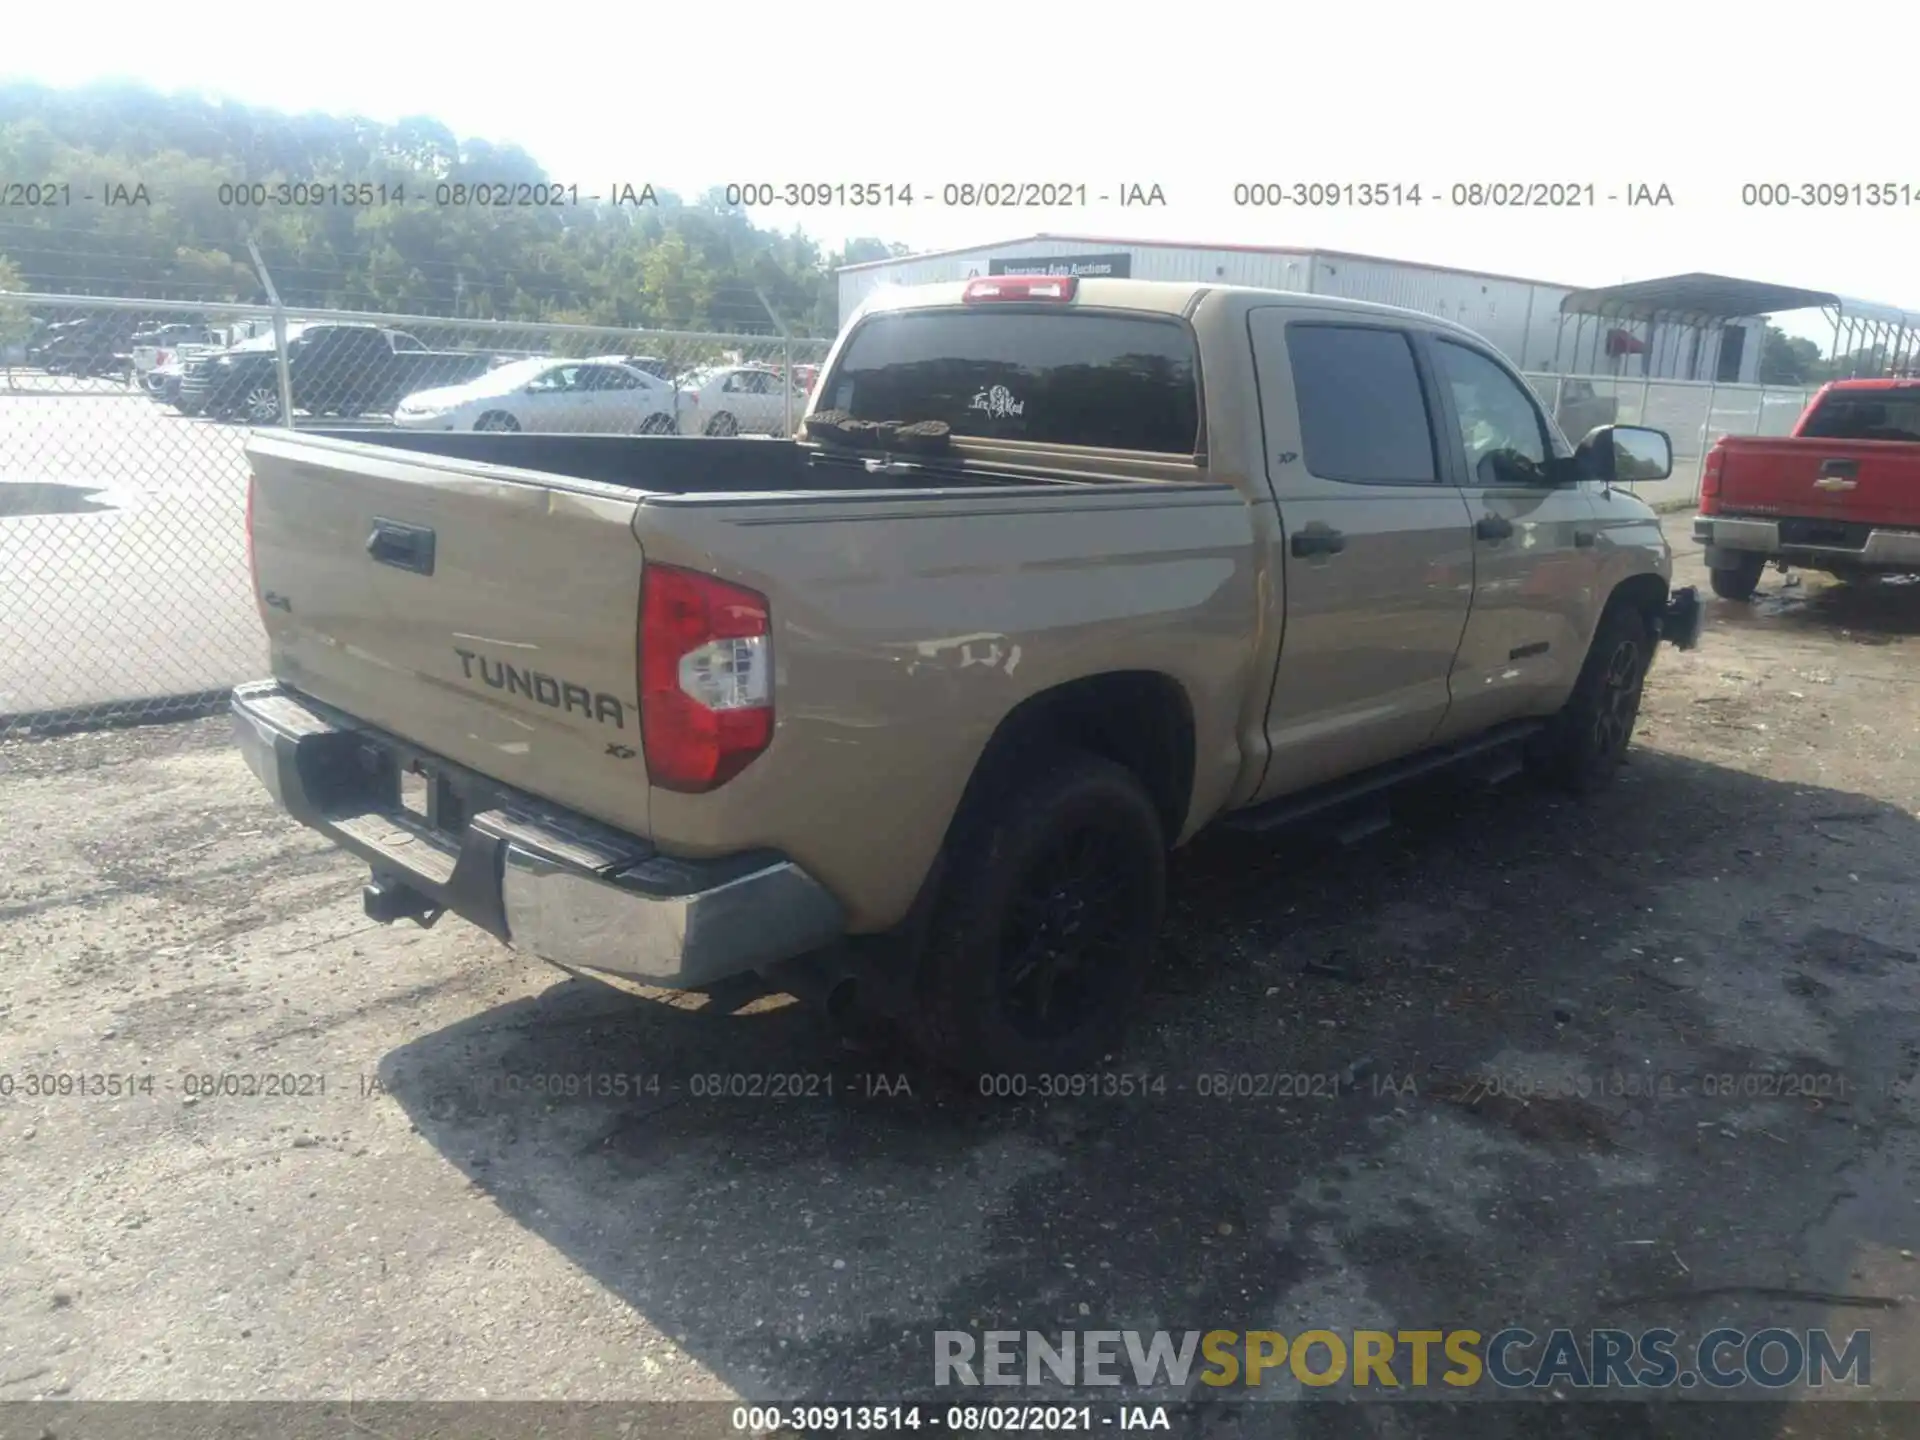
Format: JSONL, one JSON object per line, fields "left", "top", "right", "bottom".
{"left": 1801, "top": 387, "right": 1920, "bottom": 442}
{"left": 820, "top": 308, "right": 1202, "bottom": 454}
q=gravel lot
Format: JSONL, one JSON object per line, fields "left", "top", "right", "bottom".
{"left": 3, "top": 516, "right": 1919, "bottom": 1437}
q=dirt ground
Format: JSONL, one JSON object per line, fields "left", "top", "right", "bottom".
{"left": 4, "top": 513, "right": 1920, "bottom": 1439}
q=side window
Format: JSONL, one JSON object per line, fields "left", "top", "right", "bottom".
{"left": 1269, "top": 320, "right": 1439, "bottom": 484}
{"left": 1432, "top": 341, "right": 1552, "bottom": 487}
{"left": 527, "top": 366, "right": 573, "bottom": 393}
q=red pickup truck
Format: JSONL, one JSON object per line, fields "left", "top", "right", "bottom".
{"left": 1695, "top": 378, "right": 1920, "bottom": 599}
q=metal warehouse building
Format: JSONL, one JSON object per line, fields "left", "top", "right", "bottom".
{"left": 835, "top": 233, "right": 1769, "bottom": 385}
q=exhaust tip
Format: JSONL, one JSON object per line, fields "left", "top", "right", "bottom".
{"left": 824, "top": 976, "right": 859, "bottom": 1024}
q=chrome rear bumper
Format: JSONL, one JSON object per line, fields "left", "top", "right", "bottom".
{"left": 1694, "top": 515, "right": 1920, "bottom": 568}
{"left": 230, "top": 682, "right": 844, "bottom": 988}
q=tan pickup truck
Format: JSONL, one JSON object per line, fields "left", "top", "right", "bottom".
{"left": 233, "top": 275, "right": 1701, "bottom": 1073}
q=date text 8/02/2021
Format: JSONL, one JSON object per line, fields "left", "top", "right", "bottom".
{"left": 934, "top": 1328, "right": 1873, "bottom": 1391}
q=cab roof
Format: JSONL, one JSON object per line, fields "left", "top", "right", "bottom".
{"left": 855, "top": 276, "right": 1492, "bottom": 343}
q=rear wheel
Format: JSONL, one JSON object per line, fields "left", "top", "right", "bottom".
{"left": 1533, "top": 603, "right": 1652, "bottom": 794}
{"left": 638, "top": 412, "right": 675, "bottom": 434}
{"left": 475, "top": 411, "right": 520, "bottom": 432}
{"left": 911, "top": 750, "right": 1167, "bottom": 1077}
{"left": 705, "top": 411, "right": 740, "bottom": 437}
{"left": 1709, "top": 552, "right": 1766, "bottom": 601}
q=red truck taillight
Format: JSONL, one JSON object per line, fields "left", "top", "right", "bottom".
{"left": 1700, "top": 443, "right": 1725, "bottom": 513}
{"left": 639, "top": 565, "right": 773, "bottom": 793}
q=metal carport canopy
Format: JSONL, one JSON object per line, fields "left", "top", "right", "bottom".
{"left": 1559, "top": 273, "right": 1841, "bottom": 323}
{"left": 1560, "top": 273, "right": 1920, "bottom": 328}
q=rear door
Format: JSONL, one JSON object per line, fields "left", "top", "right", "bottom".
{"left": 1247, "top": 310, "right": 1477, "bottom": 800}
{"left": 580, "top": 364, "right": 657, "bottom": 433}
{"left": 1423, "top": 336, "right": 1602, "bottom": 738}
{"left": 521, "top": 364, "right": 592, "bottom": 431}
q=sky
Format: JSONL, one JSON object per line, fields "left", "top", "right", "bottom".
{"left": 8, "top": 0, "right": 1916, "bottom": 349}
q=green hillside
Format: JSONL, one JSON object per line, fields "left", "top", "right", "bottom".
{"left": 0, "top": 82, "right": 907, "bottom": 334}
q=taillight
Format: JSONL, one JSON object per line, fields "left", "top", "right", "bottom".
{"left": 1700, "top": 443, "right": 1724, "bottom": 513}
{"left": 639, "top": 565, "right": 772, "bottom": 792}
{"left": 963, "top": 275, "right": 1078, "bottom": 303}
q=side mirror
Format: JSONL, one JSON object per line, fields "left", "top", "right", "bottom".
{"left": 1575, "top": 424, "right": 1673, "bottom": 484}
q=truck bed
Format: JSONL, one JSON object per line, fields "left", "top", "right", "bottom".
{"left": 302, "top": 428, "right": 1166, "bottom": 495}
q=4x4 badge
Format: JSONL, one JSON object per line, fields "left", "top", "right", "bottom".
{"left": 605, "top": 743, "right": 637, "bottom": 759}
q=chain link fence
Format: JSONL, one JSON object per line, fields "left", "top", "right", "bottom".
{"left": 0, "top": 292, "right": 831, "bottom": 738}
{"left": 0, "top": 291, "right": 1834, "bottom": 740}
{"left": 1527, "top": 371, "right": 1818, "bottom": 508}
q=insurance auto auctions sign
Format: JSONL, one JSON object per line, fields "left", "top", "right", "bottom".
{"left": 985, "top": 252, "right": 1133, "bottom": 279}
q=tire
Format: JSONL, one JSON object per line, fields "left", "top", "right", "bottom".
{"left": 638, "top": 412, "right": 675, "bottom": 434}
{"left": 1534, "top": 603, "right": 1653, "bottom": 794}
{"left": 240, "top": 385, "right": 281, "bottom": 425}
{"left": 910, "top": 750, "right": 1167, "bottom": 1077}
{"left": 1709, "top": 553, "right": 1766, "bottom": 601}
{"left": 705, "top": 411, "right": 740, "bottom": 437}
{"left": 475, "top": 411, "right": 521, "bottom": 432}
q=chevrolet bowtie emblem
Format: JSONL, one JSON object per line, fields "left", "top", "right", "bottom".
{"left": 1814, "top": 476, "right": 1857, "bottom": 491}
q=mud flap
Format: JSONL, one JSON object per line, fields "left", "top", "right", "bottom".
{"left": 1661, "top": 586, "right": 1703, "bottom": 650}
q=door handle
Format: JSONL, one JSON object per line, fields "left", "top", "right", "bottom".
{"left": 1574, "top": 528, "right": 1596, "bottom": 548}
{"left": 1475, "top": 514, "right": 1514, "bottom": 542}
{"left": 1291, "top": 526, "right": 1347, "bottom": 558}
{"left": 1819, "top": 458, "right": 1859, "bottom": 478}
{"left": 367, "top": 518, "right": 436, "bottom": 576}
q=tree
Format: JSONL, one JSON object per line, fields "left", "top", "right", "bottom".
{"left": 0, "top": 255, "right": 32, "bottom": 387}
{"left": 0, "top": 81, "right": 909, "bottom": 336}
{"left": 1757, "top": 324, "right": 1823, "bottom": 386}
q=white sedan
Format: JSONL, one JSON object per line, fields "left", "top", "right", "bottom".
{"left": 393, "top": 357, "right": 680, "bottom": 434}
{"left": 676, "top": 364, "right": 806, "bottom": 437}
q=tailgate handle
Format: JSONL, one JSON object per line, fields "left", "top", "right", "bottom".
{"left": 367, "top": 518, "right": 436, "bottom": 576}
{"left": 1820, "top": 458, "right": 1859, "bottom": 478}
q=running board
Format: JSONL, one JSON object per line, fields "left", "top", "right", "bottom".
{"left": 1223, "top": 720, "right": 1546, "bottom": 836}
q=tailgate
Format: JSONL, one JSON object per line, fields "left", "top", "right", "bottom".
{"left": 1717, "top": 438, "right": 1920, "bottom": 528}
{"left": 244, "top": 432, "right": 651, "bottom": 836}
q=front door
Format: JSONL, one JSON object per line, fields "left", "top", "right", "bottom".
{"left": 1423, "top": 336, "right": 1603, "bottom": 742}
{"left": 1248, "top": 310, "right": 1477, "bottom": 801}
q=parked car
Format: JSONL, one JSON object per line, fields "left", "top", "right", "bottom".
{"left": 605, "top": 354, "right": 674, "bottom": 381}
{"left": 27, "top": 314, "right": 140, "bottom": 377}
{"left": 146, "top": 354, "right": 197, "bottom": 405}
{"left": 232, "top": 274, "right": 1697, "bottom": 1075}
{"left": 1696, "top": 378, "right": 1920, "bottom": 598}
{"left": 676, "top": 363, "right": 806, "bottom": 436}
{"left": 393, "top": 357, "right": 680, "bottom": 433}
{"left": 184, "top": 323, "right": 494, "bottom": 423}
{"left": 131, "top": 324, "right": 220, "bottom": 381}
{"left": 1553, "top": 378, "right": 1619, "bottom": 443}
{"left": 136, "top": 328, "right": 235, "bottom": 396}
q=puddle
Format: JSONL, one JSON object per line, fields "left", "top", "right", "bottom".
{"left": 1712, "top": 572, "right": 1920, "bottom": 642}
{"left": 0, "top": 482, "right": 118, "bottom": 517}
